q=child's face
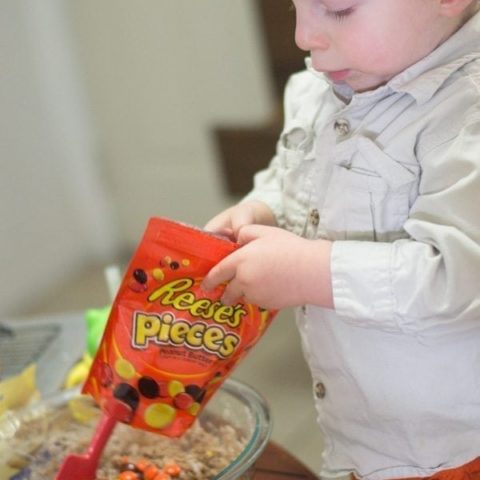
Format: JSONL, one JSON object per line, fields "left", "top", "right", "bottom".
{"left": 292, "top": 0, "right": 461, "bottom": 92}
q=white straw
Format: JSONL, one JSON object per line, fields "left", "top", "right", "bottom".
{"left": 104, "top": 265, "right": 122, "bottom": 302}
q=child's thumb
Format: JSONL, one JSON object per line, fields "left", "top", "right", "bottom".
{"left": 236, "top": 224, "right": 272, "bottom": 245}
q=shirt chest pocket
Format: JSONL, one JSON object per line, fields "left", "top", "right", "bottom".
{"left": 321, "top": 137, "right": 419, "bottom": 241}
{"left": 277, "top": 119, "right": 316, "bottom": 202}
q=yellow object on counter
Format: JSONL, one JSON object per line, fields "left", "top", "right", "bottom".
{"left": 67, "top": 395, "right": 99, "bottom": 423}
{"left": 63, "top": 352, "right": 92, "bottom": 389}
{"left": 0, "top": 363, "right": 39, "bottom": 416}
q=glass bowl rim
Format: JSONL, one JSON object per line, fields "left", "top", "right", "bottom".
{"left": 212, "top": 378, "right": 272, "bottom": 479}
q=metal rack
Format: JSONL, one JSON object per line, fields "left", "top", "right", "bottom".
{"left": 0, "top": 322, "right": 60, "bottom": 379}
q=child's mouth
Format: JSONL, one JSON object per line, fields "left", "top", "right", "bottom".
{"left": 326, "top": 69, "right": 351, "bottom": 82}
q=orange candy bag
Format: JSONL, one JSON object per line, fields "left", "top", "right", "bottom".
{"left": 82, "top": 217, "right": 276, "bottom": 437}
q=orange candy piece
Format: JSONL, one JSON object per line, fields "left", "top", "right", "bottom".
{"left": 153, "top": 473, "right": 171, "bottom": 480}
{"left": 135, "top": 458, "right": 150, "bottom": 472}
{"left": 144, "top": 464, "right": 160, "bottom": 480}
{"left": 118, "top": 472, "right": 138, "bottom": 480}
{"left": 164, "top": 463, "right": 182, "bottom": 477}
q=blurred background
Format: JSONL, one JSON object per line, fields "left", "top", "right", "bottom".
{"left": 0, "top": 0, "right": 325, "bottom": 473}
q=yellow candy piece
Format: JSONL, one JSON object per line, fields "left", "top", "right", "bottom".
{"left": 0, "top": 465, "right": 18, "bottom": 480}
{"left": 115, "top": 358, "right": 136, "bottom": 379}
{"left": 152, "top": 268, "right": 165, "bottom": 281}
{"left": 68, "top": 396, "right": 98, "bottom": 423}
{"left": 167, "top": 380, "right": 184, "bottom": 397}
{"left": 144, "top": 402, "right": 176, "bottom": 429}
{"left": 208, "top": 375, "right": 222, "bottom": 386}
{"left": 188, "top": 402, "right": 201, "bottom": 416}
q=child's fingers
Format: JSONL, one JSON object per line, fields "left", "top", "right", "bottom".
{"left": 201, "top": 255, "right": 237, "bottom": 292}
{"left": 236, "top": 224, "right": 276, "bottom": 245}
{"left": 204, "top": 213, "right": 230, "bottom": 233}
{"left": 213, "top": 228, "right": 235, "bottom": 242}
{"left": 220, "top": 278, "right": 244, "bottom": 306}
{"left": 230, "top": 210, "right": 256, "bottom": 236}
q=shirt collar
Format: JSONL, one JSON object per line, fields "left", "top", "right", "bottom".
{"left": 389, "top": 10, "right": 480, "bottom": 104}
{"left": 305, "top": 10, "right": 480, "bottom": 105}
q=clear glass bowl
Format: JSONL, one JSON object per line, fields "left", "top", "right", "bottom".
{"left": 0, "top": 377, "right": 272, "bottom": 480}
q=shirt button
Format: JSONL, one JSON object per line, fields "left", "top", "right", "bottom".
{"left": 309, "top": 209, "right": 320, "bottom": 226}
{"left": 315, "top": 382, "right": 326, "bottom": 399}
{"left": 334, "top": 118, "right": 350, "bottom": 137}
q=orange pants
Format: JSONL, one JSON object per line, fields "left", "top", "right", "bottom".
{"left": 404, "top": 457, "right": 480, "bottom": 480}
{"left": 353, "top": 457, "right": 480, "bottom": 480}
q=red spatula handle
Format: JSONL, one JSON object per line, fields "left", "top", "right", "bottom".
{"left": 86, "top": 412, "right": 118, "bottom": 465}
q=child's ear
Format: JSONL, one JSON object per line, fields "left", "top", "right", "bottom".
{"left": 439, "top": 0, "right": 477, "bottom": 17}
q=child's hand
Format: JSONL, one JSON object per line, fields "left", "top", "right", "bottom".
{"left": 201, "top": 225, "right": 333, "bottom": 310}
{"left": 204, "top": 200, "right": 277, "bottom": 240}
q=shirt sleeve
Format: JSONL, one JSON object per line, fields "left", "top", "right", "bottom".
{"left": 331, "top": 115, "right": 480, "bottom": 337}
{"left": 241, "top": 144, "right": 286, "bottom": 227}
{"left": 241, "top": 79, "right": 296, "bottom": 228}
{"left": 242, "top": 70, "right": 321, "bottom": 228}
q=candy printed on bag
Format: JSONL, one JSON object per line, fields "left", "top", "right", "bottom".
{"left": 82, "top": 217, "right": 276, "bottom": 437}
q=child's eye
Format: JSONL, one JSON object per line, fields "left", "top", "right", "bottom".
{"left": 327, "top": 7, "right": 354, "bottom": 20}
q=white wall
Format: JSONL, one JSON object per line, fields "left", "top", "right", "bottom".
{"left": 67, "top": 0, "right": 274, "bottom": 245}
{"left": 1, "top": 1, "right": 273, "bottom": 316}
{"left": 0, "top": 0, "right": 117, "bottom": 317}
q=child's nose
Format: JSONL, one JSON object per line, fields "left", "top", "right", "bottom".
{"left": 294, "top": 17, "right": 330, "bottom": 52}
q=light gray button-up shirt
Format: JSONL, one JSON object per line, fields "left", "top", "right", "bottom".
{"left": 244, "top": 11, "right": 480, "bottom": 480}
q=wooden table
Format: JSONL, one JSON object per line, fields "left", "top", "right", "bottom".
{"left": 253, "top": 442, "right": 319, "bottom": 479}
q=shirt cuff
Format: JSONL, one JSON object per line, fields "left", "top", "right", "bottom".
{"left": 331, "top": 241, "right": 400, "bottom": 332}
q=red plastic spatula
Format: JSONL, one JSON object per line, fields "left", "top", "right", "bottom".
{"left": 55, "top": 397, "right": 132, "bottom": 480}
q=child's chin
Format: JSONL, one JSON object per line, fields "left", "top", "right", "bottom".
{"left": 348, "top": 73, "right": 391, "bottom": 93}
